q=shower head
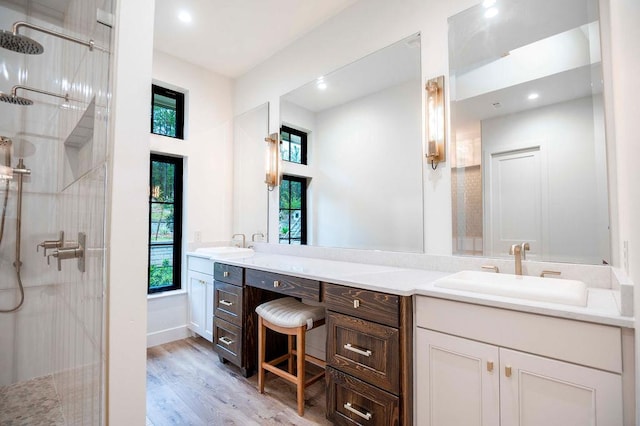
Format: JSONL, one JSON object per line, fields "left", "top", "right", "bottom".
{"left": 0, "top": 21, "right": 108, "bottom": 55}
{"left": 0, "top": 29, "right": 44, "bottom": 55}
{"left": 0, "top": 85, "right": 81, "bottom": 106}
{"left": 0, "top": 137, "right": 12, "bottom": 148}
{"left": 0, "top": 91, "right": 33, "bottom": 106}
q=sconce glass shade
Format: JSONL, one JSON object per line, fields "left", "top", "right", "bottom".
{"left": 264, "top": 132, "right": 280, "bottom": 190}
{"left": 426, "top": 75, "right": 446, "bottom": 168}
{"left": 0, "top": 164, "right": 13, "bottom": 180}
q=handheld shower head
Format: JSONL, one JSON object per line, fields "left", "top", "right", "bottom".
{"left": 0, "top": 29, "right": 44, "bottom": 55}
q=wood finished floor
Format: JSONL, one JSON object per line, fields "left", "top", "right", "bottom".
{"left": 146, "top": 337, "right": 331, "bottom": 425}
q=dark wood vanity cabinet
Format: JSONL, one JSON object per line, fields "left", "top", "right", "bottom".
{"left": 324, "top": 283, "right": 413, "bottom": 426}
{"left": 213, "top": 263, "right": 261, "bottom": 377}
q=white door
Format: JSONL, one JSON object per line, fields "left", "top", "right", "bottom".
{"left": 204, "top": 279, "right": 214, "bottom": 342}
{"left": 416, "top": 329, "right": 500, "bottom": 426}
{"left": 500, "top": 348, "right": 622, "bottom": 426}
{"left": 485, "top": 146, "right": 547, "bottom": 259}
{"left": 188, "top": 271, "right": 207, "bottom": 337}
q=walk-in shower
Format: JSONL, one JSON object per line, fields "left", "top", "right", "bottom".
{"left": 0, "top": 136, "right": 30, "bottom": 313}
{"left": 0, "top": 1, "right": 113, "bottom": 423}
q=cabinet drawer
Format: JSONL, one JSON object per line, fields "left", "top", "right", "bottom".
{"left": 214, "top": 263, "right": 244, "bottom": 286}
{"left": 324, "top": 283, "right": 399, "bottom": 327}
{"left": 188, "top": 256, "right": 214, "bottom": 275}
{"left": 213, "top": 317, "right": 242, "bottom": 366}
{"left": 214, "top": 282, "right": 243, "bottom": 326}
{"left": 327, "top": 311, "right": 400, "bottom": 394}
{"left": 245, "top": 268, "right": 320, "bottom": 301}
{"left": 327, "top": 367, "right": 399, "bottom": 426}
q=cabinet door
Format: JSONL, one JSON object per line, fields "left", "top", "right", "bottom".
{"left": 204, "top": 279, "right": 214, "bottom": 342}
{"left": 500, "top": 348, "right": 622, "bottom": 426}
{"left": 187, "top": 270, "right": 209, "bottom": 338}
{"left": 416, "top": 329, "right": 500, "bottom": 426}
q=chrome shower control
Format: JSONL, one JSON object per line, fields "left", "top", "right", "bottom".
{"left": 37, "top": 231, "right": 64, "bottom": 256}
{"left": 46, "top": 232, "right": 85, "bottom": 272}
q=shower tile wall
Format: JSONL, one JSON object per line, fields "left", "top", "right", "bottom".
{"left": 0, "top": 1, "right": 112, "bottom": 424}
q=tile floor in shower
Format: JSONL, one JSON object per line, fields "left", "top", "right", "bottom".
{"left": 0, "top": 375, "right": 65, "bottom": 425}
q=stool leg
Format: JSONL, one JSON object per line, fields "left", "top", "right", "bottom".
{"left": 288, "top": 334, "right": 294, "bottom": 374}
{"left": 258, "top": 316, "right": 265, "bottom": 394}
{"left": 296, "top": 325, "right": 306, "bottom": 416}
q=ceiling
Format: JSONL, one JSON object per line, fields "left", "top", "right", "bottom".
{"left": 153, "top": 0, "right": 357, "bottom": 78}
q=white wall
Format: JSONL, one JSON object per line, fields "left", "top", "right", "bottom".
{"left": 481, "top": 96, "right": 606, "bottom": 264}
{"left": 108, "top": 0, "right": 154, "bottom": 423}
{"left": 607, "top": 1, "right": 640, "bottom": 423}
{"left": 146, "top": 51, "right": 234, "bottom": 346}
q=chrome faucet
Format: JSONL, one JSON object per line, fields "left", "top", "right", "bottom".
{"left": 251, "top": 232, "right": 264, "bottom": 242}
{"left": 509, "top": 244, "right": 523, "bottom": 275}
{"left": 521, "top": 242, "right": 530, "bottom": 260}
{"left": 232, "top": 233, "right": 246, "bottom": 248}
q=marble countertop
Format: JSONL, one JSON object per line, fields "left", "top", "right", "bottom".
{"left": 187, "top": 251, "right": 633, "bottom": 328}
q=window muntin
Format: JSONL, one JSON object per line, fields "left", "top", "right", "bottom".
{"left": 151, "top": 84, "right": 185, "bottom": 139}
{"left": 280, "top": 126, "right": 307, "bottom": 165}
{"left": 149, "top": 154, "right": 183, "bottom": 293}
{"left": 279, "top": 175, "right": 307, "bottom": 245}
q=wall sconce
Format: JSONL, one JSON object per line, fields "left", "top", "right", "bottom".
{"left": 264, "top": 132, "right": 280, "bottom": 191}
{"left": 425, "top": 75, "right": 446, "bottom": 170}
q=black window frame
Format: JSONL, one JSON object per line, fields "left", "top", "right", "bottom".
{"left": 279, "top": 174, "right": 307, "bottom": 245}
{"left": 280, "top": 125, "right": 307, "bottom": 165}
{"left": 148, "top": 154, "right": 183, "bottom": 294}
{"left": 151, "top": 84, "right": 185, "bottom": 140}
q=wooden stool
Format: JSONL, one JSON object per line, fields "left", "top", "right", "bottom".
{"left": 255, "top": 297, "right": 326, "bottom": 416}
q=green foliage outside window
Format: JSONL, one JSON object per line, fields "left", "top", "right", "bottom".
{"left": 152, "top": 105, "right": 177, "bottom": 137}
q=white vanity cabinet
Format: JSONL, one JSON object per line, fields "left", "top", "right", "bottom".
{"left": 187, "top": 255, "right": 214, "bottom": 342}
{"left": 415, "top": 296, "right": 624, "bottom": 426}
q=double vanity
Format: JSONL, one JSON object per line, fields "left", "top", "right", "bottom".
{"left": 186, "top": 248, "right": 633, "bottom": 425}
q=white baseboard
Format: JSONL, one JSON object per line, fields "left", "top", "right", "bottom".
{"left": 147, "top": 325, "right": 190, "bottom": 348}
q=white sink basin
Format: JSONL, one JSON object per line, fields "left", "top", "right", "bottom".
{"left": 194, "top": 246, "right": 254, "bottom": 259}
{"left": 433, "top": 270, "right": 588, "bottom": 307}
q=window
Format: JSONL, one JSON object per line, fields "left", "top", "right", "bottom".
{"left": 151, "top": 84, "right": 185, "bottom": 139}
{"left": 149, "top": 154, "right": 183, "bottom": 293}
{"left": 280, "top": 126, "right": 307, "bottom": 165}
{"left": 279, "top": 175, "right": 307, "bottom": 245}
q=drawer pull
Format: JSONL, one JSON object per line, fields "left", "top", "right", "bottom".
{"left": 273, "top": 280, "right": 280, "bottom": 288}
{"left": 218, "top": 336, "right": 234, "bottom": 346}
{"left": 505, "top": 365, "right": 512, "bottom": 377}
{"left": 200, "top": 280, "right": 206, "bottom": 285}
{"left": 223, "top": 271, "right": 230, "bottom": 278}
{"left": 487, "top": 361, "right": 494, "bottom": 372}
{"left": 344, "top": 343, "right": 372, "bottom": 357}
{"left": 353, "top": 299, "right": 360, "bottom": 308}
{"left": 219, "top": 300, "right": 233, "bottom": 307}
{"left": 344, "top": 402, "right": 372, "bottom": 421}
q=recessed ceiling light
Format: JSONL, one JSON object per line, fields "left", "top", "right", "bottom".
{"left": 482, "top": 0, "right": 496, "bottom": 8}
{"left": 178, "top": 11, "right": 192, "bottom": 23}
{"left": 317, "top": 82, "right": 327, "bottom": 91}
{"left": 528, "top": 93, "right": 539, "bottom": 100}
{"left": 484, "top": 7, "right": 498, "bottom": 18}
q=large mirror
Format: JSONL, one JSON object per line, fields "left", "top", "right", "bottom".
{"left": 278, "top": 33, "right": 424, "bottom": 252}
{"left": 449, "top": 0, "right": 609, "bottom": 265}
{"left": 233, "top": 103, "right": 269, "bottom": 238}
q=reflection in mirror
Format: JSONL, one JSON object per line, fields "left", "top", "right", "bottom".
{"left": 233, "top": 102, "right": 269, "bottom": 240}
{"left": 279, "top": 33, "right": 424, "bottom": 252}
{"left": 449, "top": 0, "right": 609, "bottom": 265}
